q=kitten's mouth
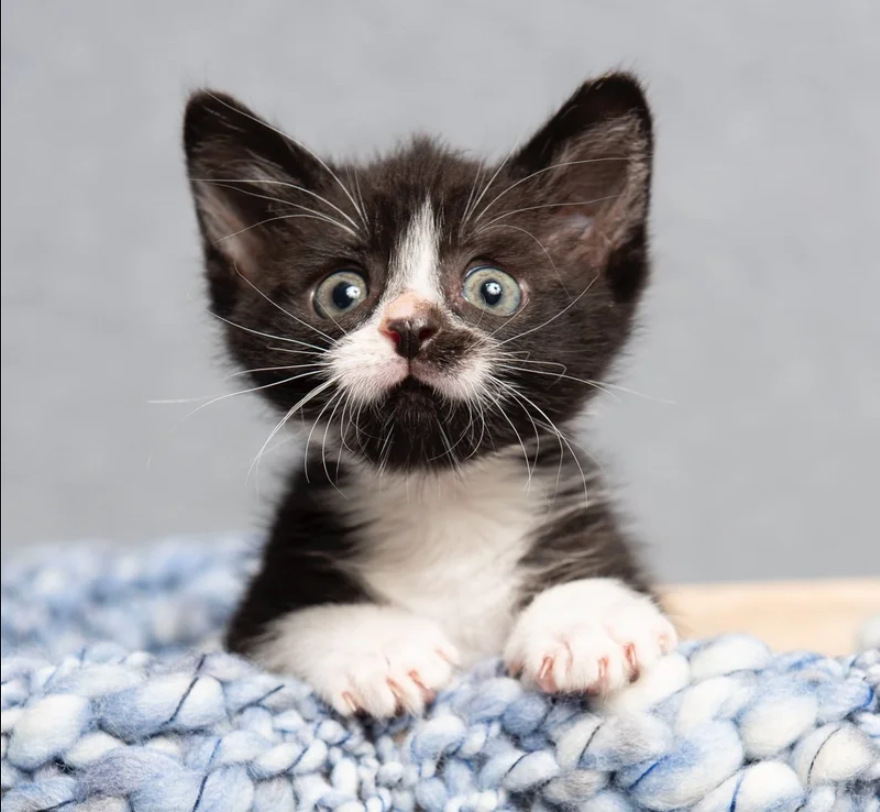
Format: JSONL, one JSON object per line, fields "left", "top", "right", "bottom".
{"left": 390, "top": 374, "right": 439, "bottom": 401}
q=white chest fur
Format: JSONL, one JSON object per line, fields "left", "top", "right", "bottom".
{"left": 340, "top": 456, "right": 552, "bottom": 664}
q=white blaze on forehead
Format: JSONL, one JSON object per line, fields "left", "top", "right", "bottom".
{"left": 387, "top": 200, "right": 441, "bottom": 303}
{"left": 328, "top": 198, "right": 494, "bottom": 407}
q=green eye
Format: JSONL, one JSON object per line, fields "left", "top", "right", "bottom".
{"left": 314, "top": 270, "right": 368, "bottom": 318}
{"left": 462, "top": 266, "right": 522, "bottom": 316}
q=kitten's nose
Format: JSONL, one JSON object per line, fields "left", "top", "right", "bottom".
{"left": 382, "top": 314, "right": 440, "bottom": 360}
{"left": 379, "top": 294, "right": 441, "bottom": 360}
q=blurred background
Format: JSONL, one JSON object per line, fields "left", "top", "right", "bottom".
{"left": 2, "top": 1, "right": 878, "bottom": 582}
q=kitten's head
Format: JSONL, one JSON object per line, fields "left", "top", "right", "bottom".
{"left": 184, "top": 74, "right": 653, "bottom": 471}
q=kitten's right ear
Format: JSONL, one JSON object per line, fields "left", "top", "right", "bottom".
{"left": 183, "top": 90, "right": 321, "bottom": 314}
{"left": 509, "top": 73, "right": 654, "bottom": 302}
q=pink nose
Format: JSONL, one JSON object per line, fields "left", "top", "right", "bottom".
{"left": 379, "top": 294, "right": 441, "bottom": 361}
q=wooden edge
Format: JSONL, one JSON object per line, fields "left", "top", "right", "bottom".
{"left": 659, "top": 579, "right": 880, "bottom": 657}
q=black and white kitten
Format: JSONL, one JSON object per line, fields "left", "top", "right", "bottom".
{"left": 183, "top": 72, "right": 677, "bottom": 718}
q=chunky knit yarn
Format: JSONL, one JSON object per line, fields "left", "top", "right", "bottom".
{"left": 2, "top": 537, "right": 878, "bottom": 811}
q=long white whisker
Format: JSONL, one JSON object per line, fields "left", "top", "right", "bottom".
{"left": 234, "top": 266, "right": 339, "bottom": 343}
{"left": 498, "top": 274, "right": 600, "bottom": 346}
{"left": 486, "top": 389, "right": 534, "bottom": 490}
{"left": 246, "top": 377, "right": 337, "bottom": 484}
{"left": 302, "top": 389, "right": 343, "bottom": 485}
{"left": 223, "top": 362, "right": 329, "bottom": 380}
{"left": 193, "top": 176, "right": 360, "bottom": 233}
{"left": 459, "top": 159, "right": 486, "bottom": 236}
{"left": 481, "top": 222, "right": 569, "bottom": 296}
{"left": 350, "top": 168, "right": 369, "bottom": 232}
{"left": 180, "top": 370, "right": 324, "bottom": 418}
{"left": 472, "top": 157, "right": 629, "bottom": 225}
{"left": 266, "top": 345, "right": 325, "bottom": 357}
{"left": 498, "top": 357, "right": 674, "bottom": 403}
{"left": 479, "top": 194, "right": 622, "bottom": 228}
{"left": 205, "top": 92, "right": 368, "bottom": 229}
{"left": 205, "top": 181, "right": 355, "bottom": 231}
{"left": 320, "top": 391, "right": 347, "bottom": 495}
{"left": 215, "top": 211, "right": 357, "bottom": 242}
{"left": 209, "top": 311, "right": 328, "bottom": 353}
{"left": 462, "top": 138, "right": 522, "bottom": 232}
{"left": 498, "top": 381, "right": 592, "bottom": 507}
{"left": 497, "top": 364, "right": 621, "bottom": 402}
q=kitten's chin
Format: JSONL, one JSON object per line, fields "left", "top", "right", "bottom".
{"left": 342, "top": 376, "right": 479, "bottom": 471}
{"left": 389, "top": 375, "right": 441, "bottom": 404}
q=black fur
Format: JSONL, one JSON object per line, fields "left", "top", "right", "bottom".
{"left": 183, "top": 74, "right": 657, "bottom": 654}
{"left": 225, "top": 467, "right": 371, "bottom": 654}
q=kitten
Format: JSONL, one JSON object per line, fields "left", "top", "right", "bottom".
{"left": 183, "top": 72, "right": 677, "bottom": 718}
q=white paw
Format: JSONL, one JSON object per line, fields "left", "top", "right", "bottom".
{"left": 253, "top": 604, "right": 458, "bottom": 718}
{"left": 504, "top": 578, "right": 677, "bottom": 695}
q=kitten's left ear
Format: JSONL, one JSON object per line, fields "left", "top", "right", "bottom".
{"left": 511, "top": 72, "right": 654, "bottom": 301}
{"left": 183, "top": 90, "right": 325, "bottom": 315}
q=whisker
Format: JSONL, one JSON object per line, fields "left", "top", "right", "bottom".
{"left": 497, "top": 274, "right": 600, "bottom": 346}
{"left": 214, "top": 211, "right": 357, "bottom": 242}
{"left": 303, "top": 389, "right": 344, "bottom": 486}
{"left": 496, "top": 364, "right": 621, "bottom": 402}
{"left": 209, "top": 311, "right": 328, "bottom": 353}
{"left": 471, "top": 157, "right": 629, "bottom": 225}
{"left": 223, "top": 362, "right": 329, "bottom": 380}
{"left": 320, "top": 391, "right": 347, "bottom": 495}
{"left": 194, "top": 177, "right": 360, "bottom": 234}
{"left": 480, "top": 223, "right": 568, "bottom": 296}
{"left": 498, "top": 355, "right": 675, "bottom": 403}
{"left": 234, "top": 266, "right": 340, "bottom": 343}
{"left": 459, "top": 158, "right": 486, "bottom": 236}
{"left": 351, "top": 169, "right": 369, "bottom": 231}
{"left": 434, "top": 418, "right": 462, "bottom": 475}
{"left": 479, "top": 194, "right": 623, "bottom": 228}
{"left": 486, "top": 389, "right": 534, "bottom": 490}
{"left": 497, "top": 380, "right": 592, "bottom": 507}
{"left": 148, "top": 369, "right": 322, "bottom": 406}
{"left": 181, "top": 370, "right": 324, "bottom": 419}
{"left": 461, "top": 138, "right": 522, "bottom": 232}
{"left": 246, "top": 377, "right": 338, "bottom": 484}
{"left": 266, "top": 345, "right": 325, "bottom": 357}
{"left": 427, "top": 400, "right": 476, "bottom": 464}
{"left": 204, "top": 92, "right": 368, "bottom": 229}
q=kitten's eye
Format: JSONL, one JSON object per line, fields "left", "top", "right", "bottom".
{"left": 462, "top": 266, "right": 522, "bottom": 316}
{"left": 314, "top": 270, "right": 368, "bottom": 318}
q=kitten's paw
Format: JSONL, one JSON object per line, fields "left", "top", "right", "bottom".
{"left": 504, "top": 578, "right": 677, "bottom": 696}
{"left": 254, "top": 604, "right": 458, "bottom": 718}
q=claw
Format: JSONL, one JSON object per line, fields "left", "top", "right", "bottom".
{"left": 342, "top": 691, "right": 359, "bottom": 714}
{"left": 436, "top": 648, "right": 458, "bottom": 665}
{"left": 587, "top": 656, "right": 609, "bottom": 695}
{"left": 624, "top": 643, "right": 640, "bottom": 680}
{"left": 537, "top": 656, "right": 557, "bottom": 692}
{"left": 387, "top": 678, "right": 404, "bottom": 700}
{"left": 408, "top": 670, "right": 428, "bottom": 692}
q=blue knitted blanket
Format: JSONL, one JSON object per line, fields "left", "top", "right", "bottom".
{"left": 2, "top": 537, "right": 878, "bottom": 812}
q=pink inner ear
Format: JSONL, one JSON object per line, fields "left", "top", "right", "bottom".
{"left": 197, "top": 182, "right": 257, "bottom": 277}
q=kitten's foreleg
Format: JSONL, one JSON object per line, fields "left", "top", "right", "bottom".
{"left": 507, "top": 498, "right": 677, "bottom": 695}
{"left": 226, "top": 473, "right": 458, "bottom": 717}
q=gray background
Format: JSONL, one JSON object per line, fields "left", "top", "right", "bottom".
{"left": 2, "top": 1, "right": 879, "bottom": 582}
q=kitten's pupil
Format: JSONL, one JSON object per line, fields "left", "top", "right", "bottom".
{"left": 333, "top": 282, "right": 361, "bottom": 310}
{"left": 481, "top": 280, "right": 504, "bottom": 307}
